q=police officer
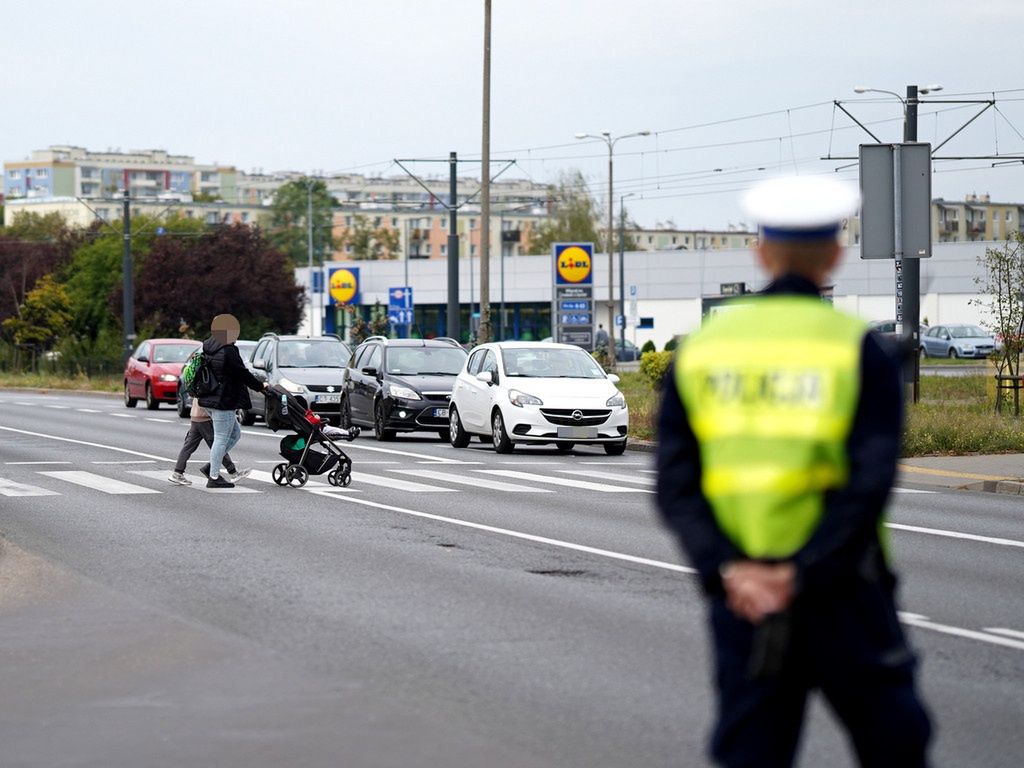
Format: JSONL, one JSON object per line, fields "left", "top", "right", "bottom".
{"left": 656, "top": 176, "right": 931, "bottom": 768}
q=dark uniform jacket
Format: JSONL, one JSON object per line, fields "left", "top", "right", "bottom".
{"left": 197, "top": 337, "right": 264, "bottom": 412}
{"left": 656, "top": 274, "right": 904, "bottom": 599}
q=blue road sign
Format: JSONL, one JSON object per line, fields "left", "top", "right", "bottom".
{"left": 388, "top": 286, "right": 414, "bottom": 325}
{"left": 615, "top": 314, "right": 625, "bottom": 328}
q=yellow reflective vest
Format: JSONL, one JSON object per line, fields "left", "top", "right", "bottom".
{"left": 676, "top": 296, "right": 867, "bottom": 559}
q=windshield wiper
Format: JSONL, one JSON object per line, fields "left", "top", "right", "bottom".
{"left": 411, "top": 371, "right": 457, "bottom": 376}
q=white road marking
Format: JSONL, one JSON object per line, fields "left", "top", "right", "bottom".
{"left": 5, "top": 461, "right": 73, "bottom": 465}
{"left": 111, "top": 413, "right": 136, "bottom": 418}
{"left": 891, "top": 488, "right": 937, "bottom": 494}
{"left": 899, "top": 613, "right": 1024, "bottom": 652}
{"left": 240, "top": 428, "right": 470, "bottom": 464}
{"left": 39, "top": 470, "right": 161, "bottom": 495}
{"left": 351, "top": 472, "right": 455, "bottom": 493}
{"left": 358, "top": 460, "right": 401, "bottom": 465}
{"left": 0, "top": 426, "right": 172, "bottom": 461}
{"left": 247, "top": 469, "right": 342, "bottom": 491}
{"left": 390, "top": 468, "right": 552, "bottom": 493}
{"left": 76, "top": 408, "right": 102, "bottom": 413}
{"left": 15, "top": 402, "right": 33, "bottom": 406}
{"left": 579, "top": 461, "right": 646, "bottom": 465}
{"left": 44, "top": 405, "right": 71, "bottom": 409}
{"left": 476, "top": 469, "right": 654, "bottom": 494}
{"left": 557, "top": 469, "right": 656, "bottom": 486}
{"left": 0, "top": 478, "right": 60, "bottom": 497}
{"left": 886, "top": 523, "right": 1024, "bottom": 549}
{"left": 92, "top": 460, "right": 157, "bottom": 465}
{"left": 639, "top": 470, "right": 657, "bottom": 474}
{"left": 145, "top": 418, "right": 174, "bottom": 423}
{"left": 130, "top": 470, "right": 261, "bottom": 494}
{"left": 983, "top": 628, "right": 1024, "bottom": 641}
{"left": 307, "top": 489, "right": 697, "bottom": 574}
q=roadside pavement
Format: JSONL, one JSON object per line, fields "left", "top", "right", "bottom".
{"left": 898, "top": 454, "right": 1024, "bottom": 495}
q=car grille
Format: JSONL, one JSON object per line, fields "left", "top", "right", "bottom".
{"left": 306, "top": 384, "right": 344, "bottom": 393}
{"left": 540, "top": 408, "right": 611, "bottom": 426}
{"left": 421, "top": 392, "right": 452, "bottom": 403}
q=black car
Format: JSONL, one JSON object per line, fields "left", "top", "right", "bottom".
{"left": 342, "top": 337, "right": 468, "bottom": 441}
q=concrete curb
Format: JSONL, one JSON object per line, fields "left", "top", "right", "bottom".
{"left": 959, "top": 480, "right": 1024, "bottom": 495}
{"left": 627, "top": 438, "right": 657, "bottom": 454}
{"left": 0, "top": 387, "right": 121, "bottom": 400}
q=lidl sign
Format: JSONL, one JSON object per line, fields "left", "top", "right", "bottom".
{"left": 328, "top": 267, "right": 360, "bottom": 306}
{"left": 553, "top": 242, "right": 593, "bottom": 285}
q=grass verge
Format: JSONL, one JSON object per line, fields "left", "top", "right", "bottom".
{"left": 0, "top": 372, "right": 121, "bottom": 393}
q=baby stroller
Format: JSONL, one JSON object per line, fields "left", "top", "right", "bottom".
{"left": 265, "top": 385, "right": 360, "bottom": 488}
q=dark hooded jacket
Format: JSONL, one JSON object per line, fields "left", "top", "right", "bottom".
{"left": 197, "top": 336, "right": 264, "bottom": 411}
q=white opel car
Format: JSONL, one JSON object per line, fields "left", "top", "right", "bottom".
{"left": 448, "top": 342, "right": 629, "bottom": 455}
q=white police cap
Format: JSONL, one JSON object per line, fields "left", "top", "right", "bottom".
{"left": 742, "top": 176, "right": 860, "bottom": 241}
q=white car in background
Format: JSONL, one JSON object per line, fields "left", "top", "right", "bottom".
{"left": 448, "top": 341, "right": 629, "bottom": 455}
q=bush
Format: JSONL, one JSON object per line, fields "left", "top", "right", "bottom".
{"left": 639, "top": 350, "right": 673, "bottom": 388}
{"left": 664, "top": 336, "right": 679, "bottom": 352}
{"left": 640, "top": 339, "right": 656, "bottom": 355}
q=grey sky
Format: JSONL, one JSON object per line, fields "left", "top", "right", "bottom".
{"left": 5, "top": 0, "right": 1024, "bottom": 228}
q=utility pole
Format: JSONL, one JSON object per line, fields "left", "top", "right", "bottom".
{"left": 478, "top": 0, "right": 493, "bottom": 344}
{"left": 448, "top": 151, "right": 461, "bottom": 343}
{"left": 903, "top": 84, "right": 921, "bottom": 402}
{"left": 606, "top": 144, "right": 615, "bottom": 366}
{"left": 306, "top": 179, "right": 315, "bottom": 337}
{"left": 122, "top": 189, "right": 134, "bottom": 362}
{"left": 618, "top": 194, "right": 632, "bottom": 358}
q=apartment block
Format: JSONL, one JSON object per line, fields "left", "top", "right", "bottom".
{"left": 630, "top": 225, "right": 757, "bottom": 251}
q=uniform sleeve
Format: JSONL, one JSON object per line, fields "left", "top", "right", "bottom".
{"left": 225, "top": 345, "right": 265, "bottom": 392}
{"left": 656, "top": 362, "right": 740, "bottom": 595}
{"left": 791, "top": 332, "right": 903, "bottom": 596}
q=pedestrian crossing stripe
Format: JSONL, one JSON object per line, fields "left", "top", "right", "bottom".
{"left": 0, "top": 477, "right": 60, "bottom": 497}
{"left": 390, "top": 468, "right": 552, "bottom": 493}
{"left": 38, "top": 470, "right": 161, "bottom": 495}
{"left": 129, "top": 470, "right": 261, "bottom": 494}
{"left": 475, "top": 469, "right": 655, "bottom": 494}
{"left": 556, "top": 469, "right": 656, "bottom": 486}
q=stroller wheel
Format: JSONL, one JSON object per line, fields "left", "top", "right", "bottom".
{"left": 272, "top": 463, "right": 288, "bottom": 485}
{"left": 339, "top": 472, "right": 352, "bottom": 488}
{"left": 327, "top": 470, "right": 340, "bottom": 486}
{"left": 285, "top": 465, "right": 309, "bottom": 487}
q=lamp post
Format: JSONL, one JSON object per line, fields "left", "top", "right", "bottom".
{"left": 618, "top": 192, "right": 636, "bottom": 358}
{"left": 303, "top": 177, "right": 316, "bottom": 338}
{"left": 574, "top": 130, "right": 650, "bottom": 366}
{"left": 853, "top": 84, "right": 942, "bottom": 402}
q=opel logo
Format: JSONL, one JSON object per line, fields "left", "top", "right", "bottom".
{"left": 571, "top": 410, "right": 583, "bottom": 422}
{"left": 327, "top": 386, "right": 335, "bottom": 393}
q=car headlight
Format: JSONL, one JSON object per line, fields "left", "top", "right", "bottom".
{"left": 386, "top": 384, "right": 421, "bottom": 401}
{"left": 959, "top": 345, "right": 974, "bottom": 353}
{"left": 158, "top": 374, "right": 178, "bottom": 382}
{"left": 279, "top": 377, "right": 307, "bottom": 394}
{"left": 509, "top": 389, "right": 543, "bottom": 407}
{"left": 606, "top": 392, "right": 626, "bottom": 408}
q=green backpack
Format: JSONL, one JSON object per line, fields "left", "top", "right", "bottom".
{"left": 182, "top": 348, "right": 218, "bottom": 398}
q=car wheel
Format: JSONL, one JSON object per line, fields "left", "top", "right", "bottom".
{"left": 374, "top": 402, "right": 395, "bottom": 442}
{"left": 177, "top": 389, "right": 189, "bottom": 418}
{"left": 339, "top": 395, "right": 352, "bottom": 429}
{"left": 437, "top": 429, "right": 451, "bottom": 442}
{"left": 145, "top": 383, "right": 159, "bottom": 410}
{"left": 919, "top": 346, "right": 927, "bottom": 360}
{"left": 238, "top": 408, "right": 256, "bottom": 426}
{"left": 556, "top": 441, "right": 575, "bottom": 453}
{"left": 948, "top": 348, "right": 959, "bottom": 359}
{"left": 604, "top": 439, "right": 628, "bottom": 456}
{"left": 449, "top": 407, "right": 471, "bottom": 448}
{"left": 124, "top": 381, "right": 138, "bottom": 408}
{"left": 491, "top": 409, "right": 514, "bottom": 454}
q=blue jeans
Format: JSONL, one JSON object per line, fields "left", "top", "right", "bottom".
{"left": 208, "top": 408, "right": 242, "bottom": 479}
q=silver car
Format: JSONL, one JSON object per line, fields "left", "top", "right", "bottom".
{"left": 920, "top": 324, "right": 996, "bottom": 359}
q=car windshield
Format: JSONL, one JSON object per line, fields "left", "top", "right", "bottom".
{"left": 949, "top": 326, "right": 988, "bottom": 338}
{"left": 236, "top": 341, "right": 256, "bottom": 359}
{"left": 278, "top": 340, "right": 347, "bottom": 367}
{"left": 151, "top": 344, "right": 198, "bottom": 363}
{"left": 502, "top": 348, "right": 606, "bottom": 379}
{"left": 386, "top": 347, "right": 467, "bottom": 375}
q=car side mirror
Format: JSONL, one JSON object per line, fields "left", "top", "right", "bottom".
{"left": 253, "top": 359, "right": 266, "bottom": 370}
{"left": 607, "top": 373, "right": 620, "bottom": 384}
{"left": 137, "top": 356, "right": 148, "bottom": 364}
{"left": 476, "top": 371, "right": 493, "bottom": 385}
{"left": 361, "top": 366, "right": 378, "bottom": 377}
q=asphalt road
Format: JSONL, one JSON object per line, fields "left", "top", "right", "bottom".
{"left": 0, "top": 390, "right": 1021, "bottom": 768}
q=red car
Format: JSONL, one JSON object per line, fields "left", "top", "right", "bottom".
{"left": 124, "top": 338, "right": 201, "bottom": 410}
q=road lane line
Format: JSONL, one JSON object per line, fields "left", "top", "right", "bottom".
{"left": 76, "top": 408, "right": 102, "bottom": 413}
{"left": 983, "top": 628, "right": 1024, "bottom": 641}
{"left": 92, "top": 460, "right": 157, "bottom": 465}
{"left": 5, "top": 461, "right": 73, "bottom": 465}
{"left": 891, "top": 488, "right": 937, "bottom": 494}
{"left": 351, "top": 472, "right": 455, "bottom": 493}
{"left": 0, "top": 423, "right": 173, "bottom": 460}
{"left": 557, "top": 469, "right": 656, "bottom": 486}
{"left": 476, "top": 469, "right": 654, "bottom": 494}
{"left": 899, "top": 613, "right": 1024, "bottom": 652}
{"left": 0, "top": 478, "right": 60, "bottom": 497}
{"left": 145, "top": 418, "right": 174, "bottom": 423}
{"left": 39, "top": 470, "right": 161, "bottom": 495}
{"left": 306, "top": 489, "right": 697, "bottom": 574}
{"left": 111, "top": 413, "right": 136, "bottom": 418}
{"left": 44, "top": 405, "right": 71, "bottom": 409}
{"left": 129, "top": 470, "right": 261, "bottom": 494}
{"left": 886, "top": 523, "right": 1024, "bottom": 549}
{"left": 390, "top": 468, "right": 552, "bottom": 493}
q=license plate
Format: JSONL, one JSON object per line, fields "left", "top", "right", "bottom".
{"left": 433, "top": 408, "right": 449, "bottom": 418}
{"left": 315, "top": 394, "right": 340, "bottom": 404}
{"left": 557, "top": 426, "right": 599, "bottom": 439}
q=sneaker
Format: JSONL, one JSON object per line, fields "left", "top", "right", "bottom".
{"left": 206, "top": 475, "right": 235, "bottom": 489}
{"left": 227, "top": 468, "right": 251, "bottom": 483}
{"left": 168, "top": 471, "right": 192, "bottom": 486}
{"left": 199, "top": 463, "right": 211, "bottom": 480}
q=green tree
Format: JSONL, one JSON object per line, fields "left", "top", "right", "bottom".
{"left": 974, "top": 231, "right": 1024, "bottom": 387}
{"left": 268, "top": 178, "right": 337, "bottom": 265}
{"left": 0, "top": 212, "right": 81, "bottom": 322}
{"left": 340, "top": 214, "right": 400, "bottom": 260}
{"left": 527, "top": 170, "right": 602, "bottom": 255}
{"left": 2, "top": 274, "right": 74, "bottom": 351}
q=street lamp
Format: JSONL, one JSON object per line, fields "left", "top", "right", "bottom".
{"left": 574, "top": 129, "right": 651, "bottom": 367}
{"left": 618, "top": 192, "right": 636, "bottom": 358}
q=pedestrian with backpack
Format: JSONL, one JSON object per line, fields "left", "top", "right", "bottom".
{"left": 197, "top": 314, "right": 269, "bottom": 489}
{"left": 168, "top": 398, "right": 250, "bottom": 486}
